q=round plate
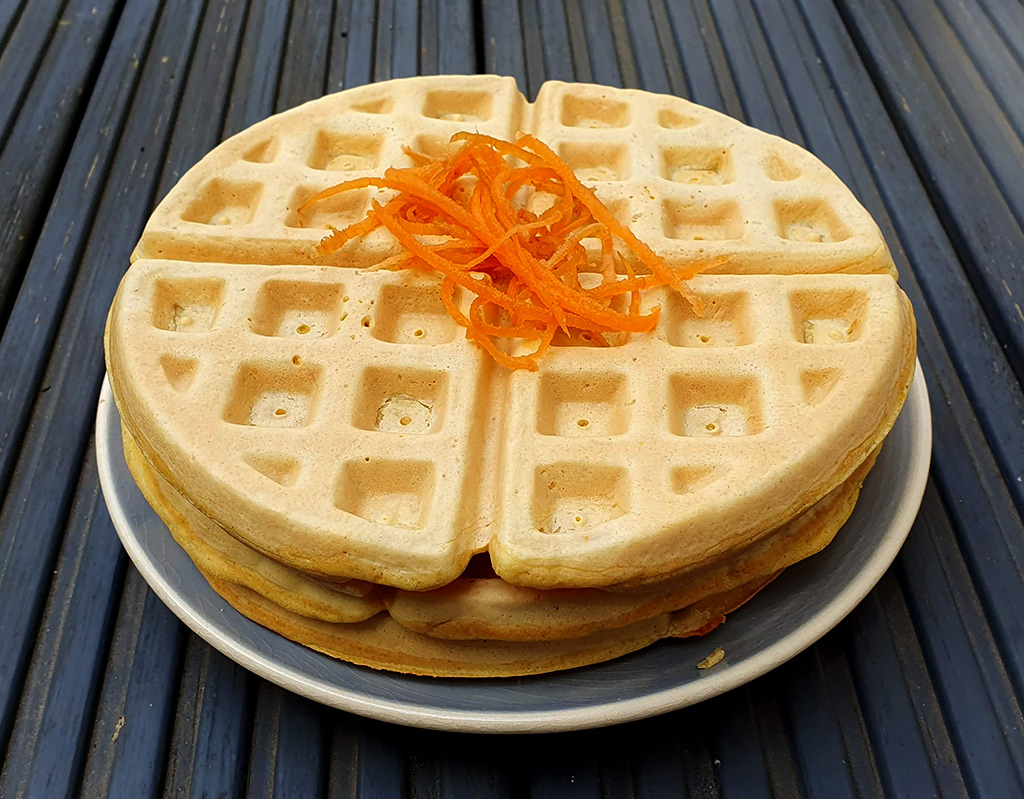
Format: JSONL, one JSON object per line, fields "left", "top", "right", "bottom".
{"left": 96, "top": 364, "right": 931, "bottom": 733}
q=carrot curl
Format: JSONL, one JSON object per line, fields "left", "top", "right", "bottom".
{"left": 300, "top": 134, "right": 711, "bottom": 369}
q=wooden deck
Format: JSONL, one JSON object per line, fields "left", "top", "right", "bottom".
{"left": 0, "top": 0, "right": 1022, "bottom": 795}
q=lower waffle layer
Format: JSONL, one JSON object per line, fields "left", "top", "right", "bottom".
{"left": 122, "top": 423, "right": 880, "bottom": 675}
{"left": 201, "top": 571, "right": 776, "bottom": 678}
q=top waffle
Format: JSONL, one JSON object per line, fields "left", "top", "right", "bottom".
{"left": 133, "top": 76, "right": 895, "bottom": 276}
{"left": 107, "top": 75, "right": 916, "bottom": 592}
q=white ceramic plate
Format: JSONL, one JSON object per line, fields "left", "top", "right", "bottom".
{"left": 95, "top": 363, "right": 930, "bottom": 733}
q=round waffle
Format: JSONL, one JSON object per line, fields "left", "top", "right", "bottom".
{"left": 105, "top": 75, "right": 917, "bottom": 675}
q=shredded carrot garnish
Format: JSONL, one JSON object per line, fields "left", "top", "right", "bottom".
{"left": 299, "top": 134, "right": 713, "bottom": 370}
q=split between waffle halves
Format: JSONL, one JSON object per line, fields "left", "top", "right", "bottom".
{"left": 105, "top": 75, "right": 917, "bottom": 677}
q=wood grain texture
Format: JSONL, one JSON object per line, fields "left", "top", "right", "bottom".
{"left": 0, "top": 0, "right": 1022, "bottom": 796}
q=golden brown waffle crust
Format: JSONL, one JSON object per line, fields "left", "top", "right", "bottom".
{"left": 106, "top": 75, "right": 917, "bottom": 592}
{"left": 122, "top": 419, "right": 878, "bottom": 643}
{"left": 202, "top": 573, "right": 775, "bottom": 678}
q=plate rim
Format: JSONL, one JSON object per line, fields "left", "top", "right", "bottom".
{"left": 95, "top": 362, "right": 931, "bottom": 733}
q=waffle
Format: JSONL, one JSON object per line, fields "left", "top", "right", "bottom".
{"left": 105, "top": 75, "right": 917, "bottom": 675}
{"left": 124, "top": 426, "right": 791, "bottom": 677}
{"left": 108, "top": 259, "right": 914, "bottom": 590}
{"left": 123, "top": 422, "right": 876, "bottom": 647}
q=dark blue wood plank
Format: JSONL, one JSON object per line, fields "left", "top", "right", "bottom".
{"left": 618, "top": 0, "right": 671, "bottom": 95}
{"left": 604, "top": 0, "right": 640, "bottom": 89}
{"left": 626, "top": 714, "right": 693, "bottom": 797}
{"left": 796, "top": 0, "right": 1024, "bottom": 713}
{"left": 380, "top": 729, "right": 514, "bottom": 799}
{"left": 0, "top": 0, "right": 27, "bottom": 63}
{"left": 162, "top": 638, "right": 254, "bottom": 799}
{"left": 0, "top": 0, "right": 64, "bottom": 143}
{"left": 0, "top": 0, "right": 158, "bottom": 557}
{"left": 528, "top": 749, "right": 602, "bottom": 799}
{"left": 706, "top": 0, "right": 796, "bottom": 140}
{"left": 247, "top": 684, "right": 327, "bottom": 798}
{"left": 974, "top": 0, "right": 1024, "bottom": 70}
{"left": 626, "top": 716, "right": 693, "bottom": 799}
{"left": 277, "top": 0, "right": 335, "bottom": 110}
{"left": 646, "top": 0, "right": 688, "bottom": 98}
{"left": 782, "top": 643, "right": 883, "bottom": 799}
{"left": 846, "top": 575, "right": 968, "bottom": 798}
{"left": 354, "top": 718, "right": 407, "bottom": 798}
{"left": 342, "top": 0, "right": 376, "bottom": 89}
{"left": 153, "top": 0, "right": 250, "bottom": 204}
{"left": 599, "top": 756, "right": 635, "bottom": 799}
{"left": 485, "top": 0, "right": 549, "bottom": 101}
{"left": 577, "top": 0, "right": 621, "bottom": 87}
{"left": 898, "top": 0, "right": 1024, "bottom": 209}
{"left": 738, "top": 0, "right": 845, "bottom": 176}
{"left": 482, "top": 0, "right": 527, "bottom": 90}
{"left": 534, "top": 0, "right": 574, "bottom": 85}
{"left": 0, "top": 0, "right": 121, "bottom": 327}
{"left": 834, "top": 0, "right": 1024, "bottom": 384}
{"left": 0, "top": 0, "right": 246, "bottom": 782}
{"left": 709, "top": 690, "right": 773, "bottom": 799}
{"left": 225, "top": 0, "right": 292, "bottom": 135}
{"left": 562, "top": 0, "right": 593, "bottom": 83}
{"left": 328, "top": 0, "right": 351, "bottom": 93}
{"left": 930, "top": 0, "right": 1024, "bottom": 143}
{"left": 679, "top": 706, "right": 727, "bottom": 797}
{"left": 374, "top": 0, "right": 395, "bottom": 81}
{"left": 814, "top": 646, "right": 886, "bottom": 799}
{"left": 389, "top": 729, "right": 513, "bottom": 799}
{"left": 78, "top": 570, "right": 187, "bottom": 798}
{"left": 0, "top": 447, "right": 126, "bottom": 798}
{"left": 391, "top": 0, "right": 419, "bottom": 78}
{"left": 410, "top": 0, "right": 474, "bottom": 80}
{"left": 746, "top": 680, "right": 802, "bottom": 798}
{"left": 0, "top": 0, "right": 204, "bottom": 754}
{"left": 437, "top": 741, "right": 512, "bottom": 799}
{"left": 326, "top": 714, "right": 360, "bottom": 798}
{"left": 373, "top": 0, "right": 395, "bottom": 82}
{"left": 915, "top": 336, "right": 1024, "bottom": 699}
{"left": 897, "top": 482, "right": 1024, "bottom": 796}
{"left": 437, "top": 0, "right": 473, "bottom": 74}
{"left": 684, "top": 0, "right": 742, "bottom": 115}
{"left": 519, "top": 0, "right": 547, "bottom": 99}
{"left": 407, "top": 747, "right": 442, "bottom": 799}
{"left": 419, "top": 0, "right": 437, "bottom": 75}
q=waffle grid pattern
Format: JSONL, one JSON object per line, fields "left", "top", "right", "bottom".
{"left": 134, "top": 77, "right": 893, "bottom": 276}
{"left": 135, "top": 77, "right": 526, "bottom": 267}
{"left": 497, "top": 272, "right": 902, "bottom": 573}
{"left": 117, "top": 261, "right": 493, "bottom": 577}
{"left": 531, "top": 82, "right": 892, "bottom": 275}
{"left": 113, "top": 253, "right": 907, "bottom": 588}
{"left": 108, "top": 76, "right": 913, "bottom": 590}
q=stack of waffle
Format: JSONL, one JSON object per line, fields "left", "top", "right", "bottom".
{"left": 104, "top": 76, "right": 916, "bottom": 677}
